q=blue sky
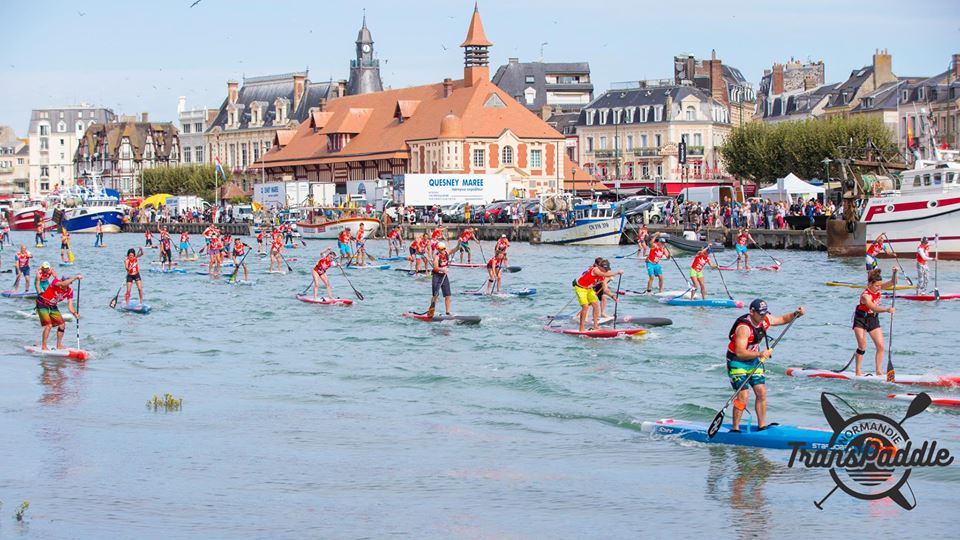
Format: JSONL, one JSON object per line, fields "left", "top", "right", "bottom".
{"left": 2, "top": 0, "right": 958, "bottom": 134}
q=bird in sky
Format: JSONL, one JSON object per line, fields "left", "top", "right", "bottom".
{"left": 190, "top": 0, "right": 202, "bottom": 7}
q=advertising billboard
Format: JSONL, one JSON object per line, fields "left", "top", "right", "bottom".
{"left": 402, "top": 174, "right": 508, "bottom": 206}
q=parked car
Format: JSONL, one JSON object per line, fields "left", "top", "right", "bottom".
{"left": 234, "top": 204, "right": 255, "bottom": 223}
{"left": 482, "top": 200, "right": 512, "bottom": 222}
{"left": 440, "top": 202, "right": 466, "bottom": 223}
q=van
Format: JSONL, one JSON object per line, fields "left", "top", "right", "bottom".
{"left": 676, "top": 186, "right": 744, "bottom": 206}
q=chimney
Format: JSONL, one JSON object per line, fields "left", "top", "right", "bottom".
{"left": 206, "top": 109, "right": 218, "bottom": 124}
{"left": 227, "top": 80, "right": 239, "bottom": 105}
{"left": 141, "top": 112, "right": 149, "bottom": 123}
{"left": 709, "top": 55, "right": 727, "bottom": 105}
{"left": 508, "top": 57, "right": 518, "bottom": 65}
{"left": 177, "top": 96, "right": 186, "bottom": 114}
{"left": 772, "top": 64, "right": 785, "bottom": 95}
{"left": 540, "top": 104, "right": 551, "bottom": 119}
{"left": 293, "top": 73, "right": 306, "bottom": 111}
{"left": 337, "top": 79, "right": 348, "bottom": 98}
{"left": 443, "top": 78, "right": 453, "bottom": 98}
{"left": 872, "top": 48, "right": 894, "bottom": 86}
{"left": 318, "top": 98, "right": 327, "bottom": 112}
{"left": 952, "top": 53, "right": 960, "bottom": 80}
{"left": 803, "top": 74, "right": 818, "bottom": 91}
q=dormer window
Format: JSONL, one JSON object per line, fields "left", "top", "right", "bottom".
{"left": 599, "top": 110, "right": 607, "bottom": 125}
{"left": 524, "top": 87, "right": 536, "bottom": 105}
{"left": 654, "top": 106, "right": 663, "bottom": 122}
{"left": 613, "top": 109, "right": 622, "bottom": 124}
{"left": 625, "top": 108, "right": 634, "bottom": 123}
{"left": 57, "top": 121, "right": 66, "bottom": 132}
{"left": 918, "top": 88, "right": 925, "bottom": 100}
{"left": 586, "top": 110, "right": 595, "bottom": 126}
{"left": 275, "top": 98, "right": 290, "bottom": 124}
{"left": 327, "top": 133, "right": 351, "bottom": 152}
{"left": 902, "top": 90, "right": 909, "bottom": 102}
{"left": 685, "top": 106, "right": 696, "bottom": 121}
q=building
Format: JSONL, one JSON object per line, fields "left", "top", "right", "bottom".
{"left": 821, "top": 50, "right": 898, "bottom": 118}
{"left": 254, "top": 5, "right": 581, "bottom": 198}
{"left": 897, "top": 54, "right": 960, "bottom": 159}
{"left": 756, "top": 59, "right": 825, "bottom": 116}
{"left": 27, "top": 104, "right": 115, "bottom": 197}
{"left": 491, "top": 58, "right": 593, "bottom": 117}
{"left": 74, "top": 114, "right": 181, "bottom": 195}
{"left": 576, "top": 80, "right": 732, "bottom": 195}
{"left": 205, "top": 17, "right": 384, "bottom": 192}
{"left": 849, "top": 77, "right": 918, "bottom": 138}
{"left": 177, "top": 97, "right": 216, "bottom": 165}
{"left": 0, "top": 127, "right": 29, "bottom": 198}
{"left": 673, "top": 51, "right": 755, "bottom": 126}
{"left": 759, "top": 82, "right": 839, "bottom": 123}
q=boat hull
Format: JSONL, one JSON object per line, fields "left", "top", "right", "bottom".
{"left": 12, "top": 207, "right": 54, "bottom": 231}
{"left": 861, "top": 191, "right": 960, "bottom": 260}
{"left": 296, "top": 218, "right": 380, "bottom": 240}
{"left": 539, "top": 216, "right": 624, "bottom": 246}
{"left": 61, "top": 208, "right": 124, "bottom": 233}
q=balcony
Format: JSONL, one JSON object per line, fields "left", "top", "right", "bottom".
{"left": 593, "top": 149, "right": 623, "bottom": 159}
{"left": 686, "top": 145, "right": 705, "bottom": 156}
{"left": 631, "top": 147, "right": 662, "bottom": 157}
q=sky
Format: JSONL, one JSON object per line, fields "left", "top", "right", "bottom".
{"left": 2, "top": 0, "right": 959, "bottom": 135}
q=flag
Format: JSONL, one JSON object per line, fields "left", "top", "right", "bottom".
{"left": 906, "top": 118, "right": 914, "bottom": 148}
{"left": 214, "top": 157, "right": 226, "bottom": 180}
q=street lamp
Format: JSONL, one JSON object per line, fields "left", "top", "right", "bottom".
{"left": 571, "top": 166, "right": 576, "bottom": 198}
{"left": 821, "top": 157, "right": 832, "bottom": 183}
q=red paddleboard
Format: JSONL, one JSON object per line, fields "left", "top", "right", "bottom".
{"left": 401, "top": 312, "right": 481, "bottom": 324}
{"left": 719, "top": 265, "right": 780, "bottom": 272}
{"left": 889, "top": 393, "right": 960, "bottom": 407}
{"left": 881, "top": 292, "right": 960, "bottom": 301}
{"left": 544, "top": 326, "right": 647, "bottom": 338}
{"left": 24, "top": 345, "right": 89, "bottom": 361}
{"left": 786, "top": 367, "right": 960, "bottom": 387}
{"left": 295, "top": 294, "right": 353, "bottom": 306}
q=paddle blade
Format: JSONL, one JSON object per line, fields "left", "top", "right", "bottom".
{"left": 820, "top": 394, "right": 846, "bottom": 432}
{"left": 506, "top": 266, "right": 522, "bottom": 273}
{"left": 903, "top": 392, "right": 931, "bottom": 421}
{"left": 353, "top": 287, "right": 364, "bottom": 301}
{"left": 886, "top": 365, "right": 896, "bottom": 383}
{"left": 425, "top": 307, "right": 436, "bottom": 319}
{"left": 707, "top": 410, "right": 725, "bottom": 438}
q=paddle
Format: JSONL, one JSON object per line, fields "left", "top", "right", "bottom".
{"left": 75, "top": 278, "right": 81, "bottom": 350}
{"left": 615, "top": 248, "right": 639, "bottom": 259}
{"left": 278, "top": 251, "right": 294, "bottom": 273}
{"left": 338, "top": 264, "right": 364, "bottom": 301}
{"left": 886, "top": 272, "right": 898, "bottom": 383}
{"left": 544, "top": 297, "right": 576, "bottom": 328}
{"left": 833, "top": 351, "right": 857, "bottom": 374}
{"left": 934, "top": 234, "right": 940, "bottom": 301}
{"left": 882, "top": 233, "right": 913, "bottom": 286}
{"left": 751, "top": 238, "right": 781, "bottom": 266}
{"left": 108, "top": 284, "right": 122, "bottom": 309}
{"left": 228, "top": 244, "right": 252, "bottom": 283}
{"left": 707, "top": 313, "right": 801, "bottom": 438}
{"left": 670, "top": 254, "right": 692, "bottom": 289}
{"left": 612, "top": 274, "right": 622, "bottom": 330}
{"left": 712, "top": 253, "right": 734, "bottom": 300}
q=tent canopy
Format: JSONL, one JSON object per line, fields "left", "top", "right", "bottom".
{"left": 140, "top": 193, "right": 173, "bottom": 209}
{"left": 757, "top": 173, "right": 825, "bottom": 202}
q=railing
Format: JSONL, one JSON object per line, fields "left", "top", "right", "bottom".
{"left": 686, "top": 145, "right": 705, "bottom": 156}
{"left": 632, "top": 147, "right": 661, "bottom": 157}
{"left": 593, "top": 149, "right": 623, "bottom": 159}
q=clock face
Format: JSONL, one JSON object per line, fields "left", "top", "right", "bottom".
{"left": 362, "top": 44, "right": 371, "bottom": 53}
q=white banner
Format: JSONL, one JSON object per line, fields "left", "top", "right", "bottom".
{"left": 402, "top": 174, "right": 508, "bottom": 206}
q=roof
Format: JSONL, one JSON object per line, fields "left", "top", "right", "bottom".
{"left": 852, "top": 79, "right": 912, "bottom": 112}
{"left": 824, "top": 66, "right": 874, "bottom": 109}
{"left": 76, "top": 121, "right": 179, "bottom": 161}
{"left": 460, "top": 4, "right": 492, "bottom": 47}
{"left": 207, "top": 73, "right": 337, "bottom": 132}
{"left": 546, "top": 111, "right": 580, "bottom": 135}
{"left": 491, "top": 60, "right": 593, "bottom": 111}
{"left": 576, "top": 85, "right": 715, "bottom": 126}
{"left": 763, "top": 83, "right": 839, "bottom": 119}
{"left": 256, "top": 77, "right": 563, "bottom": 168}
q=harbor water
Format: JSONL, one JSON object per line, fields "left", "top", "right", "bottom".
{"left": 1, "top": 231, "right": 959, "bottom": 538}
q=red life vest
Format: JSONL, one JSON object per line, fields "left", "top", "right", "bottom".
{"left": 726, "top": 314, "right": 770, "bottom": 356}
{"left": 576, "top": 266, "right": 603, "bottom": 288}
{"left": 857, "top": 288, "right": 882, "bottom": 313}
{"left": 647, "top": 244, "right": 665, "bottom": 264}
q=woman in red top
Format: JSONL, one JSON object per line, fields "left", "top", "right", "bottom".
{"left": 688, "top": 245, "right": 718, "bottom": 300}
{"left": 312, "top": 248, "right": 338, "bottom": 300}
{"left": 853, "top": 268, "right": 898, "bottom": 376}
{"left": 485, "top": 251, "right": 506, "bottom": 293}
{"left": 865, "top": 233, "right": 889, "bottom": 273}
{"left": 208, "top": 233, "right": 223, "bottom": 276}
{"left": 354, "top": 223, "right": 367, "bottom": 266}
{"left": 573, "top": 258, "right": 623, "bottom": 332}
{"left": 269, "top": 233, "right": 284, "bottom": 272}
{"left": 232, "top": 238, "right": 249, "bottom": 281}
{"left": 13, "top": 245, "right": 33, "bottom": 292}
{"left": 454, "top": 228, "right": 477, "bottom": 263}
{"left": 388, "top": 226, "right": 404, "bottom": 258}
{"left": 124, "top": 248, "right": 145, "bottom": 306}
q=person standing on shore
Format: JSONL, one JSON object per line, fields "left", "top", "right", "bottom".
{"left": 915, "top": 237, "right": 931, "bottom": 292}
{"left": 853, "top": 268, "right": 897, "bottom": 376}
{"left": 35, "top": 274, "right": 82, "bottom": 351}
{"left": 689, "top": 245, "right": 718, "bottom": 300}
{"left": 726, "top": 299, "right": 805, "bottom": 432}
{"left": 573, "top": 259, "right": 622, "bottom": 332}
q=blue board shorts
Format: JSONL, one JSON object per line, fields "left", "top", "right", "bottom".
{"left": 338, "top": 242, "right": 351, "bottom": 256}
{"left": 727, "top": 356, "right": 765, "bottom": 389}
{"left": 19, "top": 265, "right": 30, "bottom": 277}
{"left": 735, "top": 244, "right": 748, "bottom": 254}
{"left": 180, "top": 242, "right": 188, "bottom": 250}
{"left": 646, "top": 261, "right": 662, "bottom": 277}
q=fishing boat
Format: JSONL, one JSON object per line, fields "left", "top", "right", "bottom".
{"left": 45, "top": 174, "right": 124, "bottom": 233}
{"left": 538, "top": 201, "right": 624, "bottom": 246}
{"left": 296, "top": 216, "right": 380, "bottom": 240}
{"left": 663, "top": 232, "right": 724, "bottom": 254}
{"left": 12, "top": 200, "right": 54, "bottom": 231}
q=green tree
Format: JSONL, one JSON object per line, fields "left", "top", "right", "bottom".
{"left": 721, "top": 116, "right": 896, "bottom": 184}
{"left": 141, "top": 165, "right": 230, "bottom": 201}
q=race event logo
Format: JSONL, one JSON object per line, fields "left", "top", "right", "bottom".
{"left": 787, "top": 392, "right": 953, "bottom": 510}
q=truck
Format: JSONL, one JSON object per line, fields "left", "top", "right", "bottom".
{"left": 166, "top": 196, "right": 207, "bottom": 216}
{"left": 346, "top": 179, "right": 391, "bottom": 210}
{"left": 675, "top": 185, "right": 744, "bottom": 206}
{"left": 253, "top": 181, "right": 312, "bottom": 209}
{"left": 309, "top": 183, "right": 336, "bottom": 207}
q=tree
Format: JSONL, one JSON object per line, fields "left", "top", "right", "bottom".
{"left": 140, "top": 164, "right": 230, "bottom": 201}
{"left": 721, "top": 116, "right": 897, "bottom": 184}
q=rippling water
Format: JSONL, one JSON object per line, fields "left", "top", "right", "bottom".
{"left": 1, "top": 231, "right": 959, "bottom": 538}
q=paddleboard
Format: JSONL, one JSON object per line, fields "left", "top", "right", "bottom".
{"left": 825, "top": 281, "right": 912, "bottom": 291}
{"left": 24, "top": 345, "right": 89, "bottom": 361}
{"left": 881, "top": 292, "right": 960, "bottom": 301}
{"left": 785, "top": 367, "right": 960, "bottom": 387}
{"left": 117, "top": 303, "right": 152, "bottom": 314}
{"left": 379, "top": 256, "right": 407, "bottom": 261}
{"left": 149, "top": 268, "right": 187, "bottom": 274}
{"left": 401, "top": 312, "right": 481, "bottom": 324}
{"left": 182, "top": 256, "right": 199, "bottom": 262}
{"left": 544, "top": 326, "right": 647, "bottom": 338}
{"left": 229, "top": 280, "right": 256, "bottom": 286}
{"left": 59, "top": 262, "right": 74, "bottom": 267}
{"left": 613, "top": 316, "right": 673, "bottom": 326}
{"left": 0, "top": 269, "right": 11, "bottom": 273}
{"left": 150, "top": 261, "right": 178, "bottom": 266}
{"left": 450, "top": 263, "right": 485, "bottom": 268}
{"left": 623, "top": 289, "right": 690, "bottom": 298}
{"left": 264, "top": 270, "right": 287, "bottom": 275}
{"left": 16, "top": 309, "right": 75, "bottom": 321}
{"left": 462, "top": 288, "right": 537, "bottom": 297}
{"left": 640, "top": 418, "right": 839, "bottom": 450}
{"left": 662, "top": 297, "right": 743, "bottom": 308}
{"left": 718, "top": 265, "right": 780, "bottom": 272}
{"left": 295, "top": 294, "right": 353, "bottom": 306}
{"left": 395, "top": 269, "right": 428, "bottom": 274}
{"left": 345, "top": 264, "right": 390, "bottom": 270}
{"left": 1, "top": 290, "right": 38, "bottom": 299}
{"left": 889, "top": 393, "right": 960, "bottom": 407}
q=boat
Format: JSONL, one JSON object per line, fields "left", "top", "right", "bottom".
{"left": 296, "top": 216, "right": 380, "bottom": 240}
{"left": 538, "top": 201, "right": 624, "bottom": 246}
{"left": 12, "top": 201, "right": 54, "bottom": 231}
{"left": 48, "top": 176, "right": 125, "bottom": 233}
{"left": 663, "top": 233, "right": 724, "bottom": 254}
{"left": 825, "top": 280, "right": 912, "bottom": 291}
{"left": 889, "top": 393, "right": 960, "bottom": 407}
{"left": 785, "top": 367, "right": 960, "bottom": 387}
{"left": 640, "top": 418, "right": 841, "bottom": 450}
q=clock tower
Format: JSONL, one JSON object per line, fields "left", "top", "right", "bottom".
{"left": 347, "top": 13, "right": 383, "bottom": 96}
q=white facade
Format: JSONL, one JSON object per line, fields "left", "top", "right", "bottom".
{"left": 27, "top": 105, "right": 114, "bottom": 197}
{"left": 177, "top": 96, "right": 212, "bottom": 165}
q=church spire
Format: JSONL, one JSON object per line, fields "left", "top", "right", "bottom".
{"left": 347, "top": 11, "right": 383, "bottom": 95}
{"left": 461, "top": 3, "right": 492, "bottom": 87}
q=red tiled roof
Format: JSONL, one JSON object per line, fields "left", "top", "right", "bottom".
{"left": 461, "top": 4, "right": 492, "bottom": 47}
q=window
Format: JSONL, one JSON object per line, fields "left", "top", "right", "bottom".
{"left": 57, "top": 121, "right": 66, "bottom": 132}
{"left": 626, "top": 135, "right": 633, "bottom": 150}
{"left": 183, "top": 147, "right": 191, "bottom": 163}
{"left": 501, "top": 146, "right": 513, "bottom": 165}
{"left": 586, "top": 137, "right": 594, "bottom": 152}
{"left": 195, "top": 146, "right": 204, "bottom": 163}
{"left": 524, "top": 87, "right": 536, "bottom": 105}
{"left": 229, "top": 144, "right": 236, "bottom": 167}
{"left": 918, "top": 88, "right": 925, "bottom": 100}
{"left": 923, "top": 174, "right": 931, "bottom": 186}
{"left": 195, "top": 122, "right": 202, "bottom": 133}
{"left": 693, "top": 133, "right": 702, "bottom": 146}
{"left": 654, "top": 134, "right": 662, "bottom": 147}
{"left": 76, "top": 122, "right": 84, "bottom": 133}
{"left": 586, "top": 110, "right": 595, "bottom": 125}
{"left": 40, "top": 166, "right": 49, "bottom": 177}
{"left": 41, "top": 182, "right": 49, "bottom": 191}
{"left": 613, "top": 109, "right": 622, "bottom": 124}
{"left": 40, "top": 138, "right": 48, "bottom": 150}
{"left": 472, "top": 149, "right": 485, "bottom": 168}
{"left": 182, "top": 123, "right": 191, "bottom": 134}
{"left": 531, "top": 149, "right": 542, "bottom": 168}
{"left": 654, "top": 107, "right": 663, "bottom": 122}
{"left": 599, "top": 110, "right": 607, "bottom": 125}
{"left": 640, "top": 134, "right": 648, "bottom": 148}
{"left": 253, "top": 145, "right": 260, "bottom": 162}
{"left": 626, "top": 108, "right": 634, "bottom": 123}
{"left": 685, "top": 106, "right": 696, "bottom": 121}
{"left": 525, "top": 75, "right": 535, "bottom": 83}
{"left": 934, "top": 173, "right": 942, "bottom": 186}
{"left": 241, "top": 144, "right": 248, "bottom": 167}
{"left": 39, "top": 124, "right": 49, "bottom": 136}
{"left": 656, "top": 164, "right": 662, "bottom": 177}
{"left": 600, "top": 136, "right": 607, "bottom": 149}
{"left": 642, "top": 163, "right": 649, "bottom": 177}
{"left": 60, "top": 138, "right": 65, "bottom": 146}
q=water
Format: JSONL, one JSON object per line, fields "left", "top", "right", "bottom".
{"left": 1, "top": 232, "right": 959, "bottom": 538}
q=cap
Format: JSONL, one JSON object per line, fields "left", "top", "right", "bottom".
{"left": 749, "top": 299, "right": 769, "bottom": 314}
{"left": 657, "top": 237, "right": 666, "bottom": 243}
{"left": 920, "top": 237, "right": 928, "bottom": 244}
{"left": 599, "top": 259, "right": 611, "bottom": 270}
{"left": 501, "top": 234, "right": 507, "bottom": 238}
{"left": 437, "top": 242, "right": 447, "bottom": 250}
{"left": 41, "top": 261, "right": 51, "bottom": 269}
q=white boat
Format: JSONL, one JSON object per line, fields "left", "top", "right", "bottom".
{"left": 296, "top": 216, "right": 380, "bottom": 240}
{"left": 861, "top": 148, "right": 960, "bottom": 259}
{"left": 539, "top": 201, "right": 624, "bottom": 245}
{"left": 49, "top": 176, "right": 124, "bottom": 233}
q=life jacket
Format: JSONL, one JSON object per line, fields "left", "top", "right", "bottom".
{"left": 726, "top": 314, "right": 770, "bottom": 359}
{"left": 857, "top": 288, "right": 881, "bottom": 313}
{"left": 434, "top": 251, "right": 449, "bottom": 273}
{"left": 575, "top": 266, "right": 602, "bottom": 288}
